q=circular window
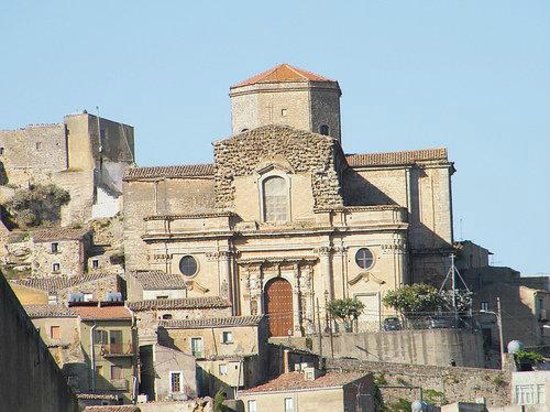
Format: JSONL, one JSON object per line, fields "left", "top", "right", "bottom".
{"left": 179, "top": 255, "right": 198, "bottom": 276}
{"left": 355, "top": 248, "right": 374, "bottom": 269}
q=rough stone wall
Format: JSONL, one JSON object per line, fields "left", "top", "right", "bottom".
{"left": 123, "top": 178, "right": 216, "bottom": 271}
{"left": 0, "top": 273, "right": 79, "bottom": 412}
{"left": 0, "top": 123, "right": 67, "bottom": 186}
{"left": 214, "top": 125, "right": 344, "bottom": 211}
{"left": 326, "top": 358, "right": 511, "bottom": 407}
{"left": 310, "top": 87, "right": 342, "bottom": 141}
{"left": 289, "top": 328, "right": 484, "bottom": 368}
{"left": 32, "top": 238, "right": 85, "bottom": 278}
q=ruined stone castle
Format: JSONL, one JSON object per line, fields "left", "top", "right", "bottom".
{"left": 123, "top": 64, "right": 455, "bottom": 337}
{"left": 0, "top": 112, "right": 135, "bottom": 226}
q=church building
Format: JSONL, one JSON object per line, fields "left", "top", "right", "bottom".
{"left": 123, "top": 64, "right": 455, "bottom": 337}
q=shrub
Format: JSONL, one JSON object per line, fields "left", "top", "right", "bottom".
{"left": 6, "top": 184, "right": 70, "bottom": 227}
{"left": 382, "top": 284, "right": 444, "bottom": 314}
{"left": 327, "top": 298, "right": 364, "bottom": 332}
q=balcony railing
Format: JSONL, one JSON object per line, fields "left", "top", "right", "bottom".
{"left": 97, "top": 343, "right": 135, "bottom": 357}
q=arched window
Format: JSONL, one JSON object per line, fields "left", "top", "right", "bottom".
{"left": 263, "top": 176, "right": 288, "bottom": 223}
{"left": 319, "top": 124, "right": 330, "bottom": 136}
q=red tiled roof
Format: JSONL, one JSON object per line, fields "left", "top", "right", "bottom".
{"left": 32, "top": 227, "right": 90, "bottom": 242}
{"left": 24, "top": 304, "right": 78, "bottom": 318}
{"left": 13, "top": 273, "right": 118, "bottom": 293}
{"left": 72, "top": 305, "right": 132, "bottom": 321}
{"left": 160, "top": 315, "right": 263, "bottom": 329}
{"left": 241, "top": 371, "right": 369, "bottom": 393}
{"left": 128, "top": 296, "right": 231, "bottom": 312}
{"left": 84, "top": 406, "right": 140, "bottom": 412}
{"left": 232, "top": 64, "right": 334, "bottom": 88}
{"left": 345, "top": 148, "right": 448, "bottom": 167}
{"left": 128, "top": 270, "right": 186, "bottom": 290}
{"left": 123, "top": 164, "right": 215, "bottom": 181}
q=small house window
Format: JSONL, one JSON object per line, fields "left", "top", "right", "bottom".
{"left": 0, "top": 147, "right": 4, "bottom": 155}
{"left": 219, "top": 364, "right": 228, "bottom": 375}
{"left": 92, "top": 259, "right": 99, "bottom": 269}
{"left": 281, "top": 108, "right": 287, "bottom": 117}
{"left": 481, "top": 302, "right": 489, "bottom": 311}
{"left": 36, "top": 142, "right": 42, "bottom": 150}
{"left": 157, "top": 295, "right": 169, "bottom": 300}
{"left": 52, "top": 263, "right": 60, "bottom": 272}
{"left": 222, "top": 331, "right": 233, "bottom": 344}
{"left": 191, "top": 337, "right": 203, "bottom": 358}
{"left": 50, "top": 326, "right": 60, "bottom": 340}
{"left": 319, "top": 125, "right": 330, "bottom": 136}
{"left": 162, "top": 314, "right": 173, "bottom": 320}
{"left": 170, "top": 371, "right": 183, "bottom": 392}
{"left": 51, "top": 243, "right": 59, "bottom": 253}
{"left": 263, "top": 176, "right": 288, "bottom": 223}
{"left": 95, "top": 329, "right": 108, "bottom": 345}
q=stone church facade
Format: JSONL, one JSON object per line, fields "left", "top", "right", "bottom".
{"left": 123, "top": 64, "right": 455, "bottom": 336}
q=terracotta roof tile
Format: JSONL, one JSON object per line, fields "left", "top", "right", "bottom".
{"left": 345, "top": 148, "right": 448, "bottom": 167}
{"left": 72, "top": 305, "right": 132, "bottom": 321}
{"left": 232, "top": 64, "right": 334, "bottom": 88}
{"left": 128, "top": 270, "right": 186, "bottom": 290}
{"left": 123, "top": 164, "right": 215, "bottom": 181}
{"left": 84, "top": 406, "right": 140, "bottom": 412}
{"left": 24, "top": 304, "right": 78, "bottom": 318}
{"left": 76, "top": 392, "right": 120, "bottom": 401}
{"left": 241, "top": 371, "right": 370, "bottom": 393}
{"left": 13, "top": 273, "right": 118, "bottom": 293}
{"left": 160, "top": 315, "right": 263, "bottom": 329}
{"left": 128, "top": 296, "right": 231, "bottom": 312}
{"left": 32, "top": 227, "right": 90, "bottom": 242}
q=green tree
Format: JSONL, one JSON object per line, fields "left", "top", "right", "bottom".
{"left": 6, "top": 184, "right": 70, "bottom": 228}
{"left": 382, "top": 284, "right": 444, "bottom": 315}
{"left": 514, "top": 350, "right": 545, "bottom": 371}
{"left": 327, "top": 298, "right": 365, "bottom": 332}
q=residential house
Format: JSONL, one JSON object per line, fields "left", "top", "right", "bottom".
{"left": 158, "top": 315, "right": 267, "bottom": 397}
{"left": 238, "top": 368, "right": 375, "bottom": 412}
{"left": 127, "top": 296, "right": 232, "bottom": 346}
{"left": 126, "top": 270, "right": 187, "bottom": 302}
{"left": 139, "top": 343, "right": 197, "bottom": 402}
{"left": 71, "top": 302, "right": 138, "bottom": 403}
{"left": 11, "top": 272, "right": 123, "bottom": 305}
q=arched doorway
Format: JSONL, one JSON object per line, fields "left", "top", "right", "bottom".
{"left": 264, "top": 278, "right": 294, "bottom": 337}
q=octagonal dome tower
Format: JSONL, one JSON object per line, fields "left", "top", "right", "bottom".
{"left": 229, "top": 64, "right": 342, "bottom": 143}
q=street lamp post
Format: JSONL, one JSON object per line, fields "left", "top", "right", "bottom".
{"left": 480, "top": 297, "right": 505, "bottom": 370}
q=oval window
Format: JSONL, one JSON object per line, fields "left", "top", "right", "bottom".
{"left": 355, "top": 248, "right": 374, "bottom": 269}
{"left": 179, "top": 255, "right": 198, "bottom": 276}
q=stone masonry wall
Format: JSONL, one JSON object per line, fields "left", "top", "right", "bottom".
{"left": 327, "top": 358, "right": 511, "bottom": 407}
{"left": 0, "top": 123, "right": 67, "bottom": 187}
{"left": 213, "top": 125, "right": 344, "bottom": 211}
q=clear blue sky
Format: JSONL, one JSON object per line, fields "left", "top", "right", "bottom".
{"left": 1, "top": 1, "right": 548, "bottom": 275}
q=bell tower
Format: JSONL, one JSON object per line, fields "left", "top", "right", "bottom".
{"left": 229, "top": 64, "right": 342, "bottom": 143}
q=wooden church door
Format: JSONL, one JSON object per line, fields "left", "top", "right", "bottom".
{"left": 264, "top": 278, "right": 294, "bottom": 337}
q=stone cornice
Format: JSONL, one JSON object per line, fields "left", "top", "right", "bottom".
{"left": 144, "top": 211, "right": 233, "bottom": 221}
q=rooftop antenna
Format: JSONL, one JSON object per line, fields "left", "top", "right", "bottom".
{"left": 439, "top": 253, "right": 471, "bottom": 313}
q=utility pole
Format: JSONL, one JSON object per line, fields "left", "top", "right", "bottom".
{"left": 497, "top": 297, "right": 505, "bottom": 370}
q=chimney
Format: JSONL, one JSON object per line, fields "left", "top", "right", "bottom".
{"left": 283, "top": 349, "right": 290, "bottom": 374}
{"left": 303, "top": 366, "right": 320, "bottom": 381}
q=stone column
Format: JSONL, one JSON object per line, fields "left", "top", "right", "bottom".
{"left": 333, "top": 246, "right": 348, "bottom": 299}
{"left": 317, "top": 247, "right": 334, "bottom": 299}
{"left": 248, "top": 266, "right": 263, "bottom": 316}
{"left": 299, "top": 265, "right": 314, "bottom": 335}
{"left": 292, "top": 264, "right": 303, "bottom": 336}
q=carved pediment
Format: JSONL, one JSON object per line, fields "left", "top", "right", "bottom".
{"left": 348, "top": 272, "right": 385, "bottom": 286}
